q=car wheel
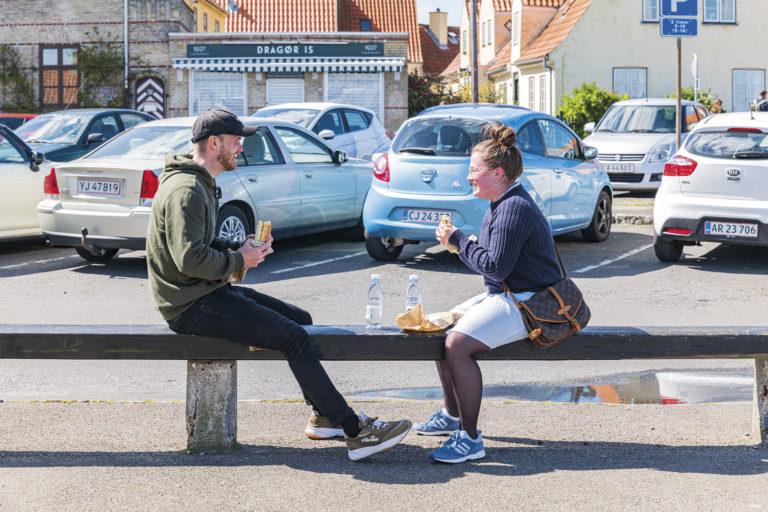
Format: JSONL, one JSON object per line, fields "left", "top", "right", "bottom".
{"left": 75, "top": 246, "right": 119, "bottom": 262}
{"left": 581, "top": 190, "right": 612, "bottom": 242}
{"left": 364, "top": 232, "right": 404, "bottom": 261}
{"left": 653, "top": 235, "right": 683, "bottom": 262}
{"left": 216, "top": 205, "right": 250, "bottom": 245}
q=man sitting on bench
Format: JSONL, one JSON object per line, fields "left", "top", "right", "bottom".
{"left": 145, "top": 109, "right": 411, "bottom": 461}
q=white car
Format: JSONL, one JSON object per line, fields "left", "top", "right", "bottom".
{"left": 653, "top": 112, "right": 768, "bottom": 262}
{"left": 584, "top": 98, "right": 709, "bottom": 191}
{"left": 252, "top": 102, "right": 390, "bottom": 160}
{"left": 0, "top": 125, "right": 46, "bottom": 239}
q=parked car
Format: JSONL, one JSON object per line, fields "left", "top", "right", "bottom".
{"left": 653, "top": 112, "right": 768, "bottom": 262}
{"left": 16, "top": 108, "right": 154, "bottom": 163}
{"left": 362, "top": 103, "right": 613, "bottom": 261}
{"left": 0, "top": 125, "right": 46, "bottom": 239}
{"left": 37, "top": 116, "right": 371, "bottom": 261}
{"left": 252, "top": 102, "right": 390, "bottom": 160}
{"left": 583, "top": 98, "right": 709, "bottom": 191}
{"left": 0, "top": 113, "right": 37, "bottom": 130}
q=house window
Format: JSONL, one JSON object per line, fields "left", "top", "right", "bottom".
{"left": 215, "top": 20, "right": 220, "bottom": 32}
{"left": 481, "top": 22, "right": 486, "bottom": 47}
{"left": 704, "top": 0, "right": 736, "bottom": 23}
{"left": 642, "top": 0, "right": 659, "bottom": 22}
{"left": 360, "top": 19, "right": 372, "bottom": 31}
{"left": 529, "top": 76, "right": 536, "bottom": 110}
{"left": 189, "top": 71, "right": 247, "bottom": 115}
{"left": 513, "top": 12, "right": 520, "bottom": 45}
{"left": 540, "top": 75, "right": 547, "bottom": 114}
{"left": 613, "top": 68, "right": 647, "bottom": 98}
{"left": 462, "top": 30, "right": 467, "bottom": 54}
{"left": 486, "top": 21, "right": 492, "bottom": 45}
{"left": 203, "top": 12, "right": 208, "bottom": 31}
{"left": 40, "top": 45, "right": 79, "bottom": 109}
{"left": 732, "top": 69, "right": 765, "bottom": 112}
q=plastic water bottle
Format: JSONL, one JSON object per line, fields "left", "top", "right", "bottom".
{"left": 365, "top": 274, "right": 383, "bottom": 329}
{"left": 405, "top": 274, "right": 422, "bottom": 312}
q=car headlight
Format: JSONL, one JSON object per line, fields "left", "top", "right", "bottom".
{"left": 648, "top": 143, "right": 675, "bottom": 163}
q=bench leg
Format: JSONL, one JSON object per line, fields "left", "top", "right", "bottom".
{"left": 186, "top": 360, "right": 237, "bottom": 452}
{"left": 755, "top": 358, "right": 768, "bottom": 447}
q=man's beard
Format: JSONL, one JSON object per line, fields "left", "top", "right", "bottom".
{"left": 217, "top": 147, "right": 237, "bottom": 171}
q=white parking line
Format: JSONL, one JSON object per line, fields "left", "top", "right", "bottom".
{"left": 573, "top": 243, "right": 654, "bottom": 274}
{"left": 0, "top": 254, "right": 79, "bottom": 271}
{"left": 270, "top": 251, "right": 368, "bottom": 274}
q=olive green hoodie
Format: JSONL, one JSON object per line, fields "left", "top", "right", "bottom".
{"left": 147, "top": 154, "right": 244, "bottom": 321}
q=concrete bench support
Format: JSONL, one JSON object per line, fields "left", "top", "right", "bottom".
{"left": 186, "top": 360, "right": 237, "bottom": 452}
{"left": 755, "top": 358, "right": 768, "bottom": 445}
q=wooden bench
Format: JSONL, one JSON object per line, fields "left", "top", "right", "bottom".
{"left": 1, "top": 324, "right": 767, "bottom": 451}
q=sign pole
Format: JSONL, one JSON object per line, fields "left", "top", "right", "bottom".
{"left": 676, "top": 36, "right": 681, "bottom": 150}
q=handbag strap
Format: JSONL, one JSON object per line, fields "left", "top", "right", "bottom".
{"left": 501, "top": 238, "right": 567, "bottom": 303}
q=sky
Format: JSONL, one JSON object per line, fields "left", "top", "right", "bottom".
{"left": 417, "top": 0, "right": 464, "bottom": 28}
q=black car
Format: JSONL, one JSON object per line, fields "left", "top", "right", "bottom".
{"left": 15, "top": 108, "right": 153, "bottom": 162}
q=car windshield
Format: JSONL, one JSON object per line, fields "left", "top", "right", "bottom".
{"left": 251, "top": 108, "right": 319, "bottom": 128}
{"left": 87, "top": 125, "right": 193, "bottom": 159}
{"left": 392, "top": 117, "right": 486, "bottom": 156}
{"left": 686, "top": 130, "right": 768, "bottom": 159}
{"left": 17, "top": 113, "right": 91, "bottom": 144}
{"left": 596, "top": 105, "right": 678, "bottom": 133}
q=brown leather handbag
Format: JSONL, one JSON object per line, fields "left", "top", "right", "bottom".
{"left": 502, "top": 247, "right": 590, "bottom": 349}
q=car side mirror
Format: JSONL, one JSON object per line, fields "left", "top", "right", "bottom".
{"left": 583, "top": 145, "right": 598, "bottom": 160}
{"left": 583, "top": 122, "right": 595, "bottom": 134}
{"left": 334, "top": 150, "right": 348, "bottom": 164}
{"left": 87, "top": 133, "right": 105, "bottom": 145}
{"left": 30, "top": 151, "right": 44, "bottom": 171}
{"left": 318, "top": 129, "right": 335, "bottom": 140}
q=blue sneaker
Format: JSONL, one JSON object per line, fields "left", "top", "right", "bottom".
{"left": 413, "top": 408, "right": 460, "bottom": 436}
{"left": 429, "top": 430, "right": 485, "bottom": 463}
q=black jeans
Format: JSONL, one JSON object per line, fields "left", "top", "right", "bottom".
{"left": 167, "top": 284, "right": 355, "bottom": 426}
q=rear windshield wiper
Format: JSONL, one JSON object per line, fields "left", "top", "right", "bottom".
{"left": 399, "top": 147, "right": 436, "bottom": 155}
{"left": 733, "top": 151, "right": 768, "bottom": 159}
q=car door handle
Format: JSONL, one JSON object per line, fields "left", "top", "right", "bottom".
{"left": 305, "top": 172, "right": 314, "bottom": 178}
{"left": 247, "top": 176, "right": 258, "bottom": 182}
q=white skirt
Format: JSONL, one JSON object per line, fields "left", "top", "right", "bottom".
{"left": 448, "top": 290, "right": 535, "bottom": 349}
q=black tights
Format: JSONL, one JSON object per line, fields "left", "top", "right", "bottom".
{"left": 434, "top": 331, "right": 490, "bottom": 439}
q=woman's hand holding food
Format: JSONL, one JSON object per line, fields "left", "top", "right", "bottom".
{"left": 436, "top": 216, "right": 458, "bottom": 251}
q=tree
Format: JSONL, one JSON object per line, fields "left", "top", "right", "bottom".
{"left": 558, "top": 82, "right": 628, "bottom": 138}
{"left": 0, "top": 45, "right": 36, "bottom": 112}
{"left": 665, "top": 86, "right": 716, "bottom": 111}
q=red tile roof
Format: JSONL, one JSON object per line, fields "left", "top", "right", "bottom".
{"left": 440, "top": 49, "right": 462, "bottom": 75}
{"left": 419, "top": 24, "right": 461, "bottom": 75}
{"left": 522, "top": 0, "right": 566, "bottom": 6}
{"left": 492, "top": 0, "right": 513, "bottom": 12}
{"left": 516, "top": 0, "right": 591, "bottom": 63}
{"left": 225, "top": 0, "right": 338, "bottom": 32}
{"left": 339, "top": 0, "right": 422, "bottom": 64}
{"left": 486, "top": 37, "right": 511, "bottom": 73}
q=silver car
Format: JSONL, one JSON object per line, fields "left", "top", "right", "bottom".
{"left": 583, "top": 98, "right": 709, "bottom": 191}
{"left": 37, "top": 117, "right": 371, "bottom": 261}
{"left": 252, "top": 102, "right": 390, "bottom": 160}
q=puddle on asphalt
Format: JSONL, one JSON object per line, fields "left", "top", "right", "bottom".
{"left": 352, "top": 371, "right": 753, "bottom": 405}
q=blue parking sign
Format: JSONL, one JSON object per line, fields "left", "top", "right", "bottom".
{"left": 661, "top": 0, "right": 697, "bottom": 17}
{"left": 660, "top": 17, "right": 698, "bottom": 37}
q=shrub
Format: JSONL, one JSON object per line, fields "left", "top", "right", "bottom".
{"left": 0, "top": 45, "right": 36, "bottom": 112}
{"left": 665, "top": 86, "right": 716, "bottom": 111}
{"left": 558, "top": 82, "right": 628, "bottom": 138}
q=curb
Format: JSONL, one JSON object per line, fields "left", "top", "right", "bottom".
{"left": 613, "top": 214, "right": 653, "bottom": 225}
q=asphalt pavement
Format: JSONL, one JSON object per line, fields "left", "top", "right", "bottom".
{"left": 612, "top": 193, "right": 654, "bottom": 225}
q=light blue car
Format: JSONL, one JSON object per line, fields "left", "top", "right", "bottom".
{"left": 362, "top": 104, "right": 613, "bottom": 261}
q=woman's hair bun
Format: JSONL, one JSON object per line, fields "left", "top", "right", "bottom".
{"left": 484, "top": 121, "right": 516, "bottom": 148}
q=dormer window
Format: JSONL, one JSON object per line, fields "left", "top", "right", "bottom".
{"left": 360, "top": 19, "right": 372, "bottom": 31}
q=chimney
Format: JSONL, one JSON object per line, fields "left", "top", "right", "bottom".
{"left": 430, "top": 9, "right": 448, "bottom": 47}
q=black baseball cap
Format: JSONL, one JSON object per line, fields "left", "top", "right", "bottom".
{"left": 191, "top": 109, "right": 258, "bottom": 143}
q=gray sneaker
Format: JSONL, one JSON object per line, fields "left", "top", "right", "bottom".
{"left": 345, "top": 412, "right": 412, "bottom": 461}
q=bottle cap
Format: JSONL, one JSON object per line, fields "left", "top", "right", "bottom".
{"left": 409, "top": 274, "right": 418, "bottom": 281}
{"left": 371, "top": 274, "right": 380, "bottom": 281}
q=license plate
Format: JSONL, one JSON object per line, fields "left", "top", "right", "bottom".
{"left": 77, "top": 178, "right": 122, "bottom": 196}
{"left": 402, "top": 209, "right": 452, "bottom": 224}
{"left": 704, "top": 221, "right": 758, "bottom": 238}
{"left": 604, "top": 163, "right": 634, "bottom": 173}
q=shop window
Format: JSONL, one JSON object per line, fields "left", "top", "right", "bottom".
{"left": 40, "top": 45, "right": 79, "bottom": 109}
{"left": 732, "top": 69, "right": 764, "bottom": 112}
{"left": 360, "top": 19, "right": 372, "bottom": 31}
{"left": 266, "top": 78, "right": 304, "bottom": 106}
{"left": 642, "top": 0, "right": 658, "bottom": 22}
{"left": 325, "top": 73, "right": 383, "bottom": 122}
{"left": 189, "top": 71, "right": 247, "bottom": 115}
{"left": 704, "top": 0, "right": 736, "bottom": 23}
{"left": 613, "top": 68, "right": 647, "bottom": 98}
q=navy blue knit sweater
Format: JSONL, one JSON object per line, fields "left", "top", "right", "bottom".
{"left": 448, "top": 184, "right": 562, "bottom": 295}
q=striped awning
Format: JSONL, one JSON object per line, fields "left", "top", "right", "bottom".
{"left": 172, "top": 57, "right": 405, "bottom": 73}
